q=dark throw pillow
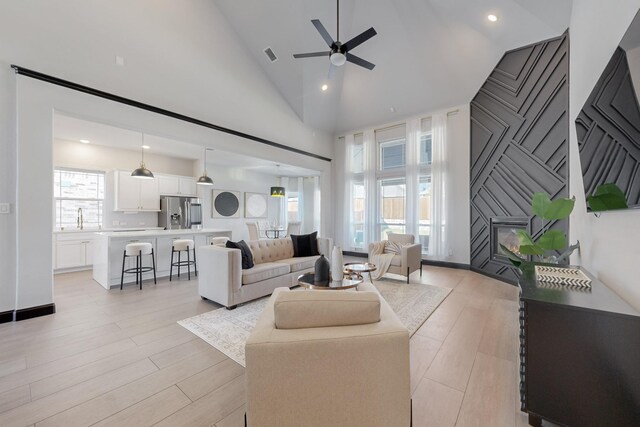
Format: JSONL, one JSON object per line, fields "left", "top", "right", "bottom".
{"left": 290, "top": 231, "right": 319, "bottom": 257}
{"left": 226, "top": 240, "right": 254, "bottom": 269}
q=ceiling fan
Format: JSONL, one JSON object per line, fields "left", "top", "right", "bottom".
{"left": 293, "top": 0, "right": 377, "bottom": 76}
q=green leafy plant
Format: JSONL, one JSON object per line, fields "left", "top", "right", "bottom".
{"left": 500, "top": 192, "right": 579, "bottom": 269}
{"left": 587, "top": 183, "right": 628, "bottom": 212}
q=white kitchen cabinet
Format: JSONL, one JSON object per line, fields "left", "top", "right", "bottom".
{"left": 158, "top": 176, "right": 180, "bottom": 196}
{"left": 112, "top": 170, "right": 160, "bottom": 211}
{"left": 178, "top": 177, "right": 197, "bottom": 196}
{"left": 157, "top": 174, "right": 197, "bottom": 197}
{"left": 56, "top": 240, "right": 86, "bottom": 269}
{"left": 54, "top": 233, "right": 96, "bottom": 271}
{"left": 139, "top": 178, "right": 160, "bottom": 210}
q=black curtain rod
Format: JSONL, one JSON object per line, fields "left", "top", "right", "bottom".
{"left": 11, "top": 65, "right": 332, "bottom": 163}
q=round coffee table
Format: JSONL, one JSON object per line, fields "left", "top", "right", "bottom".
{"left": 344, "top": 262, "right": 377, "bottom": 283}
{"left": 297, "top": 272, "right": 362, "bottom": 290}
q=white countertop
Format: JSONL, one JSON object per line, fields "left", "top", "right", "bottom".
{"left": 54, "top": 227, "right": 164, "bottom": 234}
{"left": 95, "top": 228, "right": 232, "bottom": 238}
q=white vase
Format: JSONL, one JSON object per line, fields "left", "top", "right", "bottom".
{"left": 331, "top": 246, "right": 343, "bottom": 282}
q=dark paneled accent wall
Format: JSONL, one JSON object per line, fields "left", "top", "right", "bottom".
{"left": 470, "top": 33, "right": 569, "bottom": 282}
{"left": 576, "top": 47, "right": 640, "bottom": 207}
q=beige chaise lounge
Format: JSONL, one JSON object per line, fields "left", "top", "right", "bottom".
{"left": 245, "top": 283, "right": 411, "bottom": 427}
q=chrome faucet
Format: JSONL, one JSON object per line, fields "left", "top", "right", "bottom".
{"left": 77, "top": 208, "right": 84, "bottom": 230}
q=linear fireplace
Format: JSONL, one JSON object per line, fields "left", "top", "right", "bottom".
{"left": 490, "top": 216, "right": 531, "bottom": 265}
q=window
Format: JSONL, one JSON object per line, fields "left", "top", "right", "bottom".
{"left": 54, "top": 168, "right": 104, "bottom": 229}
{"left": 351, "top": 182, "right": 365, "bottom": 250}
{"left": 418, "top": 175, "right": 432, "bottom": 254}
{"left": 380, "top": 140, "right": 406, "bottom": 170}
{"left": 420, "top": 133, "right": 432, "bottom": 165}
{"left": 351, "top": 134, "right": 364, "bottom": 173}
{"left": 376, "top": 124, "right": 406, "bottom": 171}
{"left": 287, "top": 192, "right": 299, "bottom": 222}
{"left": 378, "top": 178, "right": 406, "bottom": 240}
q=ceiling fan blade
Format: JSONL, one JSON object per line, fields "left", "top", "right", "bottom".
{"left": 343, "top": 27, "right": 377, "bottom": 52}
{"left": 311, "top": 19, "right": 335, "bottom": 47}
{"left": 328, "top": 63, "right": 337, "bottom": 80}
{"left": 346, "top": 53, "right": 375, "bottom": 70}
{"left": 293, "top": 51, "right": 330, "bottom": 59}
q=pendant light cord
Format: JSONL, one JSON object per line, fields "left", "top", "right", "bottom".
{"left": 141, "top": 133, "right": 145, "bottom": 166}
{"left": 337, "top": 0, "right": 340, "bottom": 41}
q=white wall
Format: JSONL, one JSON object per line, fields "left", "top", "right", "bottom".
{"left": 53, "top": 139, "right": 195, "bottom": 177}
{"left": 0, "top": 0, "right": 334, "bottom": 314}
{"left": 569, "top": 0, "right": 640, "bottom": 310}
{"left": 53, "top": 139, "right": 197, "bottom": 229}
{"left": 332, "top": 104, "right": 470, "bottom": 264}
{"left": 0, "top": 65, "right": 16, "bottom": 314}
{"left": 195, "top": 161, "right": 281, "bottom": 241}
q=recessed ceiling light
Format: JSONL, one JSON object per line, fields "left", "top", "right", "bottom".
{"left": 487, "top": 14, "right": 498, "bottom": 22}
{"left": 142, "top": 145, "right": 150, "bottom": 150}
{"left": 79, "top": 139, "right": 90, "bottom": 144}
{"left": 321, "top": 84, "right": 328, "bottom": 91}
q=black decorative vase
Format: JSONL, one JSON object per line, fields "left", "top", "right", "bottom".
{"left": 314, "top": 255, "right": 330, "bottom": 283}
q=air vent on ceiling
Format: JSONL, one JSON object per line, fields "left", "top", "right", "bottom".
{"left": 264, "top": 47, "right": 278, "bottom": 63}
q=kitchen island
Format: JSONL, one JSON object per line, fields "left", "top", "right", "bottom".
{"left": 92, "top": 228, "right": 232, "bottom": 289}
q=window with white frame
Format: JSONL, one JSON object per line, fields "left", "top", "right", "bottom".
{"left": 54, "top": 168, "right": 105, "bottom": 229}
{"left": 378, "top": 177, "right": 406, "bottom": 240}
{"left": 287, "top": 192, "right": 299, "bottom": 222}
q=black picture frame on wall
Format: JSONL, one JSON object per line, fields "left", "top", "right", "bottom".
{"left": 575, "top": 8, "right": 640, "bottom": 211}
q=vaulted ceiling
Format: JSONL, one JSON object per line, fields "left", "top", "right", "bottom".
{"left": 213, "top": 0, "right": 572, "bottom": 134}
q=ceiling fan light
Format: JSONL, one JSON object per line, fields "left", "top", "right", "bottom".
{"left": 330, "top": 52, "right": 346, "bottom": 66}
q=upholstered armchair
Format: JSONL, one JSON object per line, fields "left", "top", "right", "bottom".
{"left": 368, "top": 233, "right": 423, "bottom": 283}
{"left": 245, "top": 284, "right": 411, "bottom": 427}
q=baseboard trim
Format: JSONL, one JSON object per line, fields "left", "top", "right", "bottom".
{"left": 422, "top": 259, "right": 471, "bottom": 270}
{"left": 469, "top": 267, "right": 518, "bottom": 286}
{"left": 14, "top": 303, "right": 56, "bottom": 321}
{"left": 343, "top": 251, "right": 471, "bottom": 271}
{"left": 0, "top": 310, "right": 14, "bottom": 324}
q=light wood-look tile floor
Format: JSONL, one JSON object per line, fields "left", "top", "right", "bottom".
{"left": 0, "top": 263, "right": 552, "bottom": 426}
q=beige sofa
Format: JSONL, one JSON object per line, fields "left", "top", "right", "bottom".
{"left": 197, "top": 237, "right": 332, "bottom": 309}
{"left": 245, "top": 283, "right": 411, "bottom": 427}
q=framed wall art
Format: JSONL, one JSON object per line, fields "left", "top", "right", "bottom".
{"left": 244, "top": 192, "right": 268, "bottom": 218}
{"left": 212, "top": 189, "right": 241, "bottom": 218}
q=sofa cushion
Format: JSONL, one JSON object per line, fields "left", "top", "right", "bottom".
{"left": 242, "top": 262, "right": 291, "bottom": 285}
{"left": 247, "top": 239, "right": 295, "bottom": 264}
{"left": 273, "top": 289, "right": 381, "bottom": 329}
{"left": 290, "top": 232, "right": 319, "bottom": 257}
{"left": 226, "top": 240, "right": 254, "bottom": 269}
{"left": 278, "top": 256, "right": 319, "bottom": 272}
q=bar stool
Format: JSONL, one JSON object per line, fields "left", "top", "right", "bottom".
{"left": 121, "top": 242, "right": 156, "bottom": 290}
{"left": 170, "top": 239, "right": 197, "bottom": 281}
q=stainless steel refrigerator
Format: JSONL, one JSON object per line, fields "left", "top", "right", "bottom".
{"left": 158, "top": 196, "right": 202, "bottom": 229}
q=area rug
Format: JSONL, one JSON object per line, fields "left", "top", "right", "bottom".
{"left": 178, "top": 278, "right": 451, "bottom": 367}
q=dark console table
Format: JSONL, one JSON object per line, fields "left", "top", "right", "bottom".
{"left": 518, "top": 267, "right": 640, "bottom": 426}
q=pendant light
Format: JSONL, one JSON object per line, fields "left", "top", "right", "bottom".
{"left": 131, "top": 133, "right": 154, "bottom": 179}
{"left": 197, "top": 148, "right": 214, "bottom": 186}
{"left": 270, "top": 164, "right": 285, "bottom": 197}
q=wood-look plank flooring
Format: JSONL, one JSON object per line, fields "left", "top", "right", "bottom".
{"left": 0, "top": 262, "right": 555, "bottom": 426}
